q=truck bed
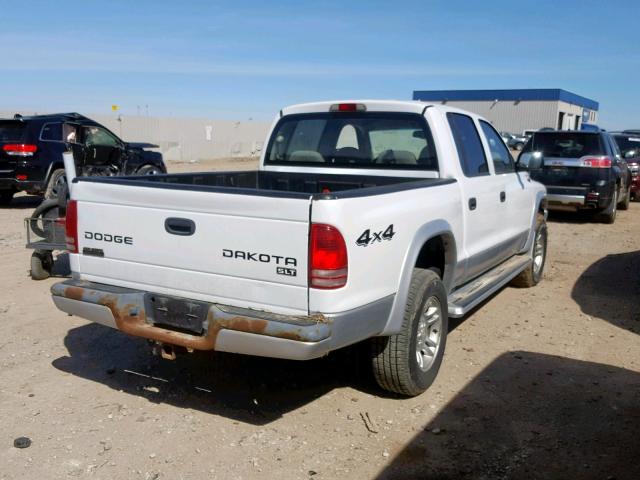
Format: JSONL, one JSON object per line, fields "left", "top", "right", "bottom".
{"left": 74, "top": 170, "right": 450, "bottom": 199}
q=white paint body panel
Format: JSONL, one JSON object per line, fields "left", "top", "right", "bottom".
{"left": 67, "top": 100, "right": 545, "bottom": 327}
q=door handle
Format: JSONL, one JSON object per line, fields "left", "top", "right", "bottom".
{"left": 469, "top": 197, "right": 477, "bottom": 210}
{"left": 165, "top": 217, "right": 196, "bottom": 236}
{"left": 500, "top": 191, "right": 506, "bottom": 202}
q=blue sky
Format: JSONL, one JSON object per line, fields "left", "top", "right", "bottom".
{"left": 1, "top": 0, "right": 638, "bottom": 128}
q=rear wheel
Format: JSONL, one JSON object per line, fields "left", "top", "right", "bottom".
{"left": 30, "top": 250, "right": 53, "bottom": 280}
{"left": 136, "top": 164, "right": 163, "bottom": 175}
{"left": 597, "top": 188, "right": 618, "bottom": 224}
{"left": 44, "top": 168, "right": 67, "bottom": 200}
{"left": 512, "top": 217, "right": 547, "bottom": 288}
{"left": 370, "top": 269, "right": 448, "bottom": 396}
{"left": 0, "top": 190, "right": 14, "bottom": 206}
{"left": 618, "top": 186, "right": 630, "bottom": 210}
{"left": 514, "top": 142, "right": 524, "bottom": 150}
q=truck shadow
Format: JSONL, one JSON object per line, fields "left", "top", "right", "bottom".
{"left": 546, "top": 210, "right": 597, "bottom": 224}
{"left": 377, "top": 351, "right": 640, "bottom": 480}
{"left": 571, "top": 250, "right": 640, "bottom": 335}
{"left": 1, "top": 194, "right": 43, "bottom": 209}
{"left": 52, "top": 323, "right": 374, "bottom": 425}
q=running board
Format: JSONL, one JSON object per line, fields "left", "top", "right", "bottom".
{"left": 448, "top": 255, "right": 531, "bottom": 318}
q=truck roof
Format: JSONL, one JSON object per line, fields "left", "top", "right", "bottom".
{"left": 281, "top": 100, "right": 479, "bottom": 118}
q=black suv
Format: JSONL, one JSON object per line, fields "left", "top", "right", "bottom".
{"left": 0, "top": 113, "right": 166, "bottom": 205}
{"left": 518, "top": 130, "right": 632, "bottom": 223}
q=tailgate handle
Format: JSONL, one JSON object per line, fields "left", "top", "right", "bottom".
{"left": 165, "top": 217, "right": 196, "bottom": 236}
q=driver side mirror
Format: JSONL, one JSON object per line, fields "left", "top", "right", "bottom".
{"left": 517, "top": 151, "right": 543, "bottom": 171}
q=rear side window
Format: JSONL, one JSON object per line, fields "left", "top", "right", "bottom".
{"left": 0, "top": 121, "right": 26, "bottom": 142}
{"left": 524, "top": 132, "right": 603, "bottom": 158}
{"left": 479, "top": 121, "right": 515, "bottom": 174}
{"left": 41, "top": 122, "right": 63, "bottom": 141}
{"left": 447, "top": 113, "right": 489, "bottom": 177}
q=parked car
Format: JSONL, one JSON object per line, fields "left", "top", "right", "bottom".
{"left": 519, "top": 130, "right": 632, "bottom": 223}
{"left": 500, "top": 131, "right": 528, "bottom": 150}
{"left": 0, "top": 113, "right": 166, "bottom": 205}
{"left": 611, "top": 132, "right": 640, "bottom": 200}
{"left": 51, "top": 100, "right": 547, "bottom": 397}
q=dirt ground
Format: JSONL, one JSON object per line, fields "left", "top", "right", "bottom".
{"left": 1, "top": 158, "right": 639, "bottom": 480}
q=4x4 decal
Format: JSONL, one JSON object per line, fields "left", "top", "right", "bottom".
{"left": 356, "top": 224, "right": 395, "bottom": 247}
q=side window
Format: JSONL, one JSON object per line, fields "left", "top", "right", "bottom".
{"left": 479, "top": 121, "right": 515, "bottom": 174}
{"left": 41, "top": 123, "right": 63, "bottom": 141}
{"left": 447, "top": 113, "right": 489, "bottom": 177}
{"left": 83, "top": 126, "right": 119, "bottom": 147}
{"left": 607, "top": 135, "right": 622, "bottom": 161}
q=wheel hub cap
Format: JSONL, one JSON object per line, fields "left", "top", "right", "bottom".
{"left": 415, "top": 296, "right": 442, "bottom": 372}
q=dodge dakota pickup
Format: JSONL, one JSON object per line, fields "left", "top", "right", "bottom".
{"left": 51, "top": 100, "right": 547, "bottom": 396}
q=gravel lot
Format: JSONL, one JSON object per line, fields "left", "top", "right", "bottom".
{"left": 1, "top": 158, "right": 638, "bottom": 480}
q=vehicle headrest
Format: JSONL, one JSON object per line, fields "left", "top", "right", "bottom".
{"left": 289, "top": 150, "right": 325, "bottom": 163}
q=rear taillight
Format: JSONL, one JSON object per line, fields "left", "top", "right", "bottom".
{"left": 309, "top": 223, "right": 348, "bottom": 289}
{"left": 580, "top": 156, "right": 611, "bottom": 168}
{"left": 2, "top": 143, "right": 38, "bottom": 157}
{"left": 65, "top": 200, "right": 78, "bottom": 253}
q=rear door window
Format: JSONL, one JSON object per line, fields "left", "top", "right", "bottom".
{"left": 447, "top": 113, "right": 489, "bottom": 177}
{"left": 41, "top": 122, "right": 63, "bottom": 141}
{"left": 0, "top": 121, "right": 27, "bottom": 142}
{"left": 479, "top": 121, "right": 515, "bottom": 174}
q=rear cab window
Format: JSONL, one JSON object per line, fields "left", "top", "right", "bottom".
{"left": 265, "top": 112, "right": 439, "bottom": 171}
{"left": 446, "top": 113, "right": 489, "bottom": 177}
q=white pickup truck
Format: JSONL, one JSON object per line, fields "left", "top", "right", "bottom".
{"left": 51, "top": 100, "right": 547, "bottom": 396}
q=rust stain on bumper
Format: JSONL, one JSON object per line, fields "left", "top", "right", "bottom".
{"left": 53, "top": 282, "right": 328, "bottom": 351}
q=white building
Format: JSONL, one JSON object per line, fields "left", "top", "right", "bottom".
{"left": 412, "top": 89, "right": 599, "bottom": 135}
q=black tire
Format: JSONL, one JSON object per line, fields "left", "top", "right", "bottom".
{"left": 512, "top": 216, "right": 547, "bottom": 288}
{"left": 0, "top": 190, "right": 14, "bottom": 206}
{"left": 136, "top": 164, "right": 163, "bottom": 175}
{"left": 618, "top": 186, "right": 631, "bottom": 211}
{"left": 44, "top": 168, "right": 67, "bottom": 200}
{"left": 596, "top": 188, "right": 618, "bottom": 224}
{"left": 514, "top": 142, "right": 524, "bottom": 150}
{"left": 28, "top": 199, "right": 60, "bottom": 238}
{"left": 370, "top": 268, "right": 448, "bottom": 397}
{"left": 30, "top": 250, "right": 53, "bottom": 280}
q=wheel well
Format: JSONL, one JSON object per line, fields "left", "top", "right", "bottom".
{"left": 45, "top": 162, "right": 65, "bottom": 184}
{"left": 415, "top": 236, "right": 446, "bottom": 278}
{"left": 137, "top": 163, "right": 164, "bottom": 173}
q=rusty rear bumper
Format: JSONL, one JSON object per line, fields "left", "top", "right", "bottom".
{"left": 51, "top": 280, "right": 393, "bottom": 360}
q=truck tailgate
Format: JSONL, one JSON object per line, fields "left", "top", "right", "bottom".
{"left": 72, "top": 181, "right": 311, "bottom": 315}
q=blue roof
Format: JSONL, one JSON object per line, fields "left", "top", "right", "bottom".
{"left": 412, "top": 88, "right": 599, "bottom": 111}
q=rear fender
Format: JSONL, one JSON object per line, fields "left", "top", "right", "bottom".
{"left": 380, "top": 219, "right": 457, "bottom": 335}
{"left": 43, "top": 159, "right": 65, "bottom": 187}
{"left": 521, "top": 191, "right": 547, "bottom": 253}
